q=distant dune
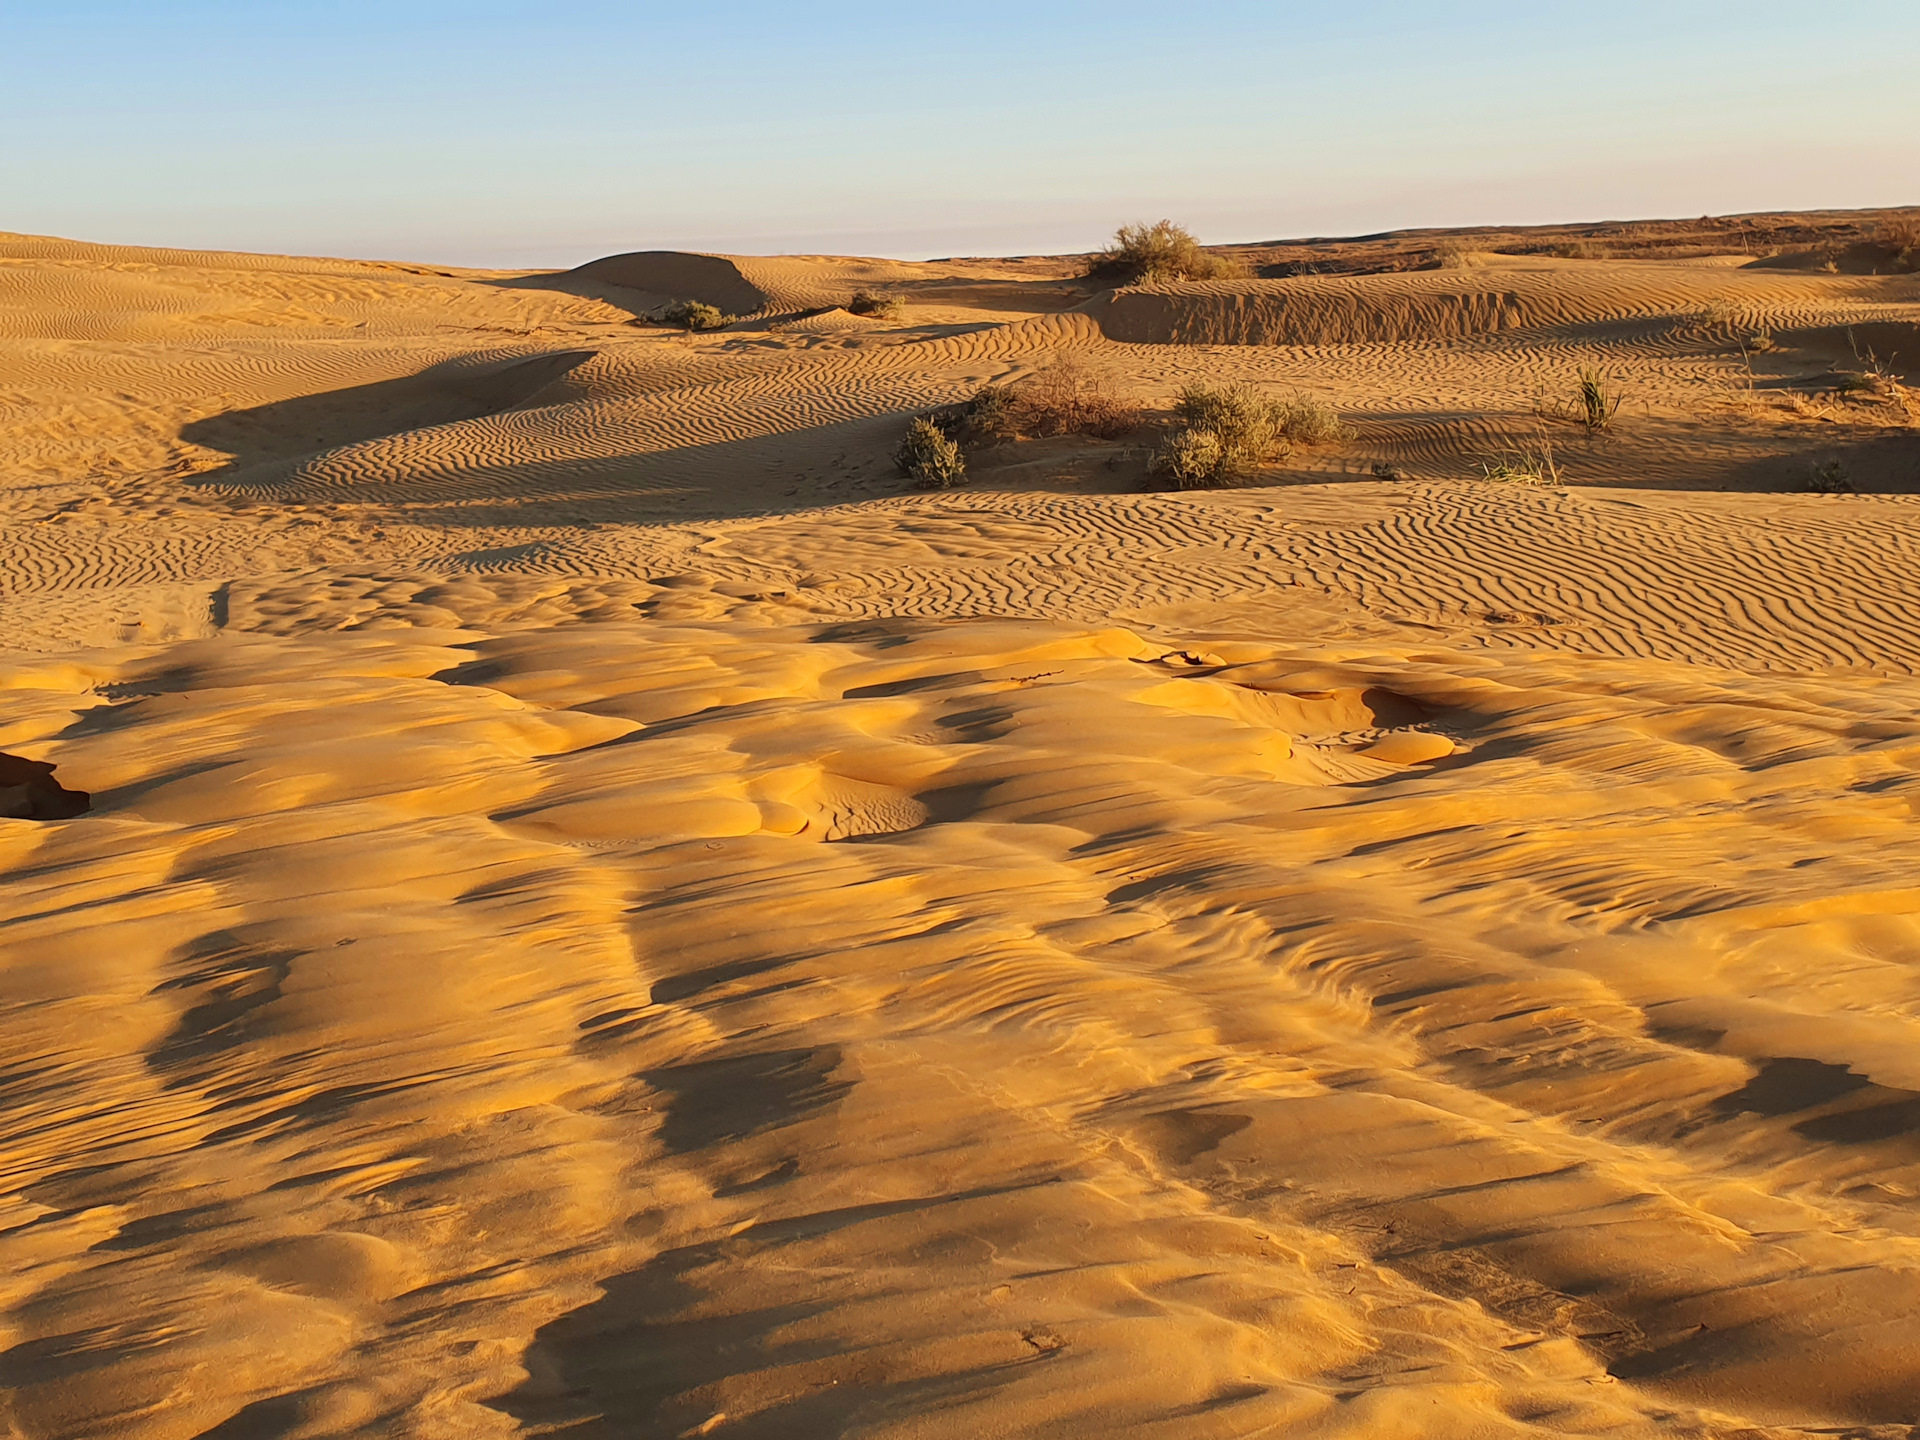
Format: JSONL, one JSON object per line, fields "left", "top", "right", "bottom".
{"left": 3, "top": 210, "right": 1920, "bottom": 1438}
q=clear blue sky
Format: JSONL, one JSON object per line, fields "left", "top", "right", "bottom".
{"left": 4, "top": 1, "right": 1915, "bottom": 267}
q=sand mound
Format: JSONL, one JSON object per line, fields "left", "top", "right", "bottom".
{"left": 567, "top": 250, "right": 774, "bottom": 316}
{"left": 1081, "top": 263, "right": 1917, "bottom": 346}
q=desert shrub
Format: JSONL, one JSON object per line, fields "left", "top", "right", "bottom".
{"left": 1574, "top": 366, "right": 1624, "bottom": 431}
{"left": 848, "top": 290, "right": 904, "bottom": 319}
{"left": 1475, "top": 432, "right": 1563, "bottom": 486}
{"left": 895, "top": 417, "right": 966, "bottom": 489}
{"left": 1150, "top": 429, "right": 1228, "bottom": 490}
{"left": 1150, "top": 383, "right": 1287, "bottom": 489}
{"left": 1873, "top": 219, "right": 1920, "bottom": 272}
{"left": 660, "top": 299, "right": 728, "bottom": 331}
{"left": 1273, "top": 390, "right": 1350, "bottom": 444}
{"left": 1017, "top": 353, "right": 1140, "bottom": 437}
{"left": 1807, "top": 458, "right": 1854, "bottom": 494}
{"left": 1175, "top": 383, "right": 1284, "bottom": 458}
{"left": 1433, "top": 243, "right": 1477, "bottom": 270}
{"left": 1557, "top": 240, "right": 1610, "bottom": 260}
{"left": 1089, "top": 220, "right": 1247, "bottom": 284}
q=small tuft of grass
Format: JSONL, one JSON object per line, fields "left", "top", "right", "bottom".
{"left": 1475, "top": 432, "right": 1563, "bottom": 487}
{"left": 1574, "top": 366, "right": 1624, "bottom": 431}
{"left": 1696, "top": 298, "right": 1740, "bottom": 329}
{"left": 1832, "top": 371, "right": 1884, "bottom": 395}
{"left": 847, "top": 290, "right": 904, "bottom": 320}
{"left": 895, "top": 417, "right": 966, "bottom": 489}
{"left": 659, "top": 299, "right": 729, "bottom": 331}
{"left": 1806, "top": 458, "right": 1854, "bottom": 494}
{"left": 1089, "top": 220, "right": 1248, "bottom": 284}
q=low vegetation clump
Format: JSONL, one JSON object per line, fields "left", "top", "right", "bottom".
{"left": 1475, "top": 432, "right": 1563, "bottom": 486}
{"left": 659, "top": 299, "right": 730, "bottom": 331}
{"left": 1151, "top": 428, "right": 1229, "bottom": 489}
{"left": 1871, "top": 219, "right": 1919, "bottom": 272}
{"left": 895, "top": 353, "right": 1142, "bottom": 489}
{"left": 1556, "top": 240, "right": 1610, "bottom": 260}
{"left": 1433, "top": 243, "right": 1479, "bottom": 270}
{"left": 847, "top": 290, "right": 904, "bottom": 320}
{"left": 1806, "top": 458, "right": 1854, "bottom": 494}
{"left": 1015, "top": 354, "right": 1142, "bottom": 438}
{"left": 895, "top": 416, "right": 966, "bottom": 489}
{"left": 1272, "top": 390, "right": 1351, "bottom": 445}
{"left": 1088, "top": 220, "right": 1248, "bottom": 284}
{"left": 1148, "top": 383, "right": 1347, "bottom": 489}
{"left": 931, "top": 353, "right": 1139, "bottom": 446}
{"left": 1574, "top": 366, "right": 1624, "bottom": 431}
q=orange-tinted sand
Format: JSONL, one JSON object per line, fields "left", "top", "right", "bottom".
{"left": 4, "top": 216, "right": 1920, "bottom": 1437}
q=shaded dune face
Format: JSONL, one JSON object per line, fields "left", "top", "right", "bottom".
{"left": 8, "top": 611, "right": 1920, "bottom": 1437}
{"left": 4, "top": 223, "right": 1920, "bottom": 1437}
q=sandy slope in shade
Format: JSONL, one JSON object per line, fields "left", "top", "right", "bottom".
{"left": 3, "top": 222, "right": 1920, "bottom": 1438}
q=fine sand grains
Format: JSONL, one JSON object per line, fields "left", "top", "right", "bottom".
{"left": 4, "top": 228, "right": 1920, "bottom": 1438}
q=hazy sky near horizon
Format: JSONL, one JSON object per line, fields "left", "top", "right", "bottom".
{"left": 5, "top": 1, "right": 1916, "bottom": 267}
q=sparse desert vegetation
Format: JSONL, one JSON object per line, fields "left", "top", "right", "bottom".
{"left": 1148, "top": 383, "right": 1347, "bottom": 489}
{"left": 895, "top": 415, "right": 966, "bottom": 488}
{"left": 658, "top": 299, "right": 730, "bottom": 331}
{"left": 847, "top": 290, "right": 904, "bottom": 319}
{"left": 1871, "top": 219, "right": 1920, "bottom": 272}
{"left": 1088, "top": 220, "right": 1247, "bottom": 284}
{"left": 1475, "top": 431, "right": 1564, "bottom": 486}
{"left": 1807, "top": 457, "right": 1855, "bottom": 493}
{"left": 916, "top": 353, "right": 1140, "bottom": 462}
{"left": 1575, "top": 366, "right": 1624, "bottom": 431}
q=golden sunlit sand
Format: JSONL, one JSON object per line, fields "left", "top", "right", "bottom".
{"left": 4, "top": 213, "right": 1920, "bottom": 1438}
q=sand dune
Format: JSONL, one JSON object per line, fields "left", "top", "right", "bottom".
{"left": 4, "top": 218, "right": 1920, "bottom": 1438}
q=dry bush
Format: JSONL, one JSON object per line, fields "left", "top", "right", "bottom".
{"left": 1433, "top": 243, "right": 1478, "bottom": 270}
{"left": 1151, "top": 429, "right": 1228, "bottom": 489}
{"left": 1807, "top": 458, "right": 1854, "bottom": 494}
{"left": 1017, "top": 353, "right": 1140, "bottom": 437}
{"left": 659, "top": 299, "right": 729, "bottom": 331}
{"left": 1872, "top": 218, "right": 1920, "bottom": 272}
{"left": 1273, "top": 390, "right": 1350, "bottom": 444}
{"left": 946, "top": 353, "right": 1140, "bottom": 441}
{"left": 895, "top": 417, "right": 966, "bottom": 489}
{"left": 848, "top": 290, "right": 904, "bottom": 320}
{"left": 1150, "top": 383, "right": 1288, "bottom": 489}
{"left": 901, "top": 355, "right": 1138, "bottom": 487}
{"left": 1089, "top": 220, "right": 1248, "bottom": 284}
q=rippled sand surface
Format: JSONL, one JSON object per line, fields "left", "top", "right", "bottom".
{"left": 4, "top": 227, "right": 1920, "bottom": 1438}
